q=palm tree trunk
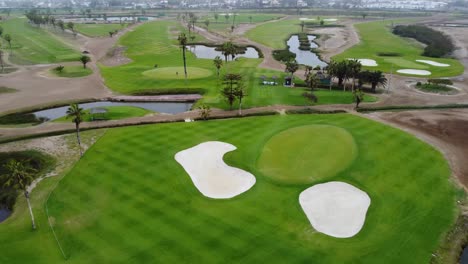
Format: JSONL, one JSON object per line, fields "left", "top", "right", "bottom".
{"left": 238, "top": 99, "right": 242, "bottom": 116}
{"left": 75, "top": 123, "right": 83, "bottom": 157}
{"left": 25, "top": 191, "right": 36, "bottom": 230}
{"left": 182, "top": 46, "right": 187, "bottom": 80}
{"left": 343, "top": 75, "right": 347, "bottom": 91}
{"left": 352, "top": 77, "right": 355, "bottom": 92}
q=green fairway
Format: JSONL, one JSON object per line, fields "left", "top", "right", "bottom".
{"left": 0, "top": 114, "right": 454, "bottom": 263}
{"left": 198, "top": 13, "right": 284, "bottom": 35}
{"left": 245, "top": 19, "right": 300, "bottom": 49}
{"left": 142, "top": 67, "right": 212, "bottom": 79}
{"left": 257, "top": 125, "right": 357, "bottom": 184}
{"left": 100, "top": 20, "right": 376, "bottom": 109}
{"left": 333, "top": 20, "right": 464, "bottom": 77}
{"left": 0, "top": 18, "right": 80, "bottom": 64}
{"left": 54, "top": 106, "right": 152, "bottom": 122}
{"left": 49, "top": 66, "right": 93, "bottom": 78}
{"left": 74, "top": 23, "right": 127, "bottom": 37}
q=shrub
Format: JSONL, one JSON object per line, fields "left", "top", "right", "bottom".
{"left": 54, "top": 65, "right": 64, "bottom": 73}
{"left": 416, "top": 82, "right": 422, "bottom": 86}
{"left": 377, "top": 52, "right": 401, "bottom": 57}
{"left": 0, "top": 113, "right": 47, "bottom": 125}
{"left": 428, "top": 78, "right": 453, "bottom": 85}
{"left": 273, "top": 49, "right": 296, "bottom": 62}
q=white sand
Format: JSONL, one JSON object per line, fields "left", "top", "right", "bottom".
{"left": 348, "top": 58, "right": 378, "bottom": 67}
{"left": 175, "top": 141, "right": 256, "bottom": 199}
{"left": 416, "top": 60, "right": 450, "bottom": 67}
{"left": 299, "top": 18, "right": 315, "bottom": 21}
{"left": 299, "top": 181, "right": 371, "bottom": 238}
{"left": 323, "top": 18, "right": 338, "bottom": 22}
{"left": 397, "top": 69, "right": 432, "bottom": 75}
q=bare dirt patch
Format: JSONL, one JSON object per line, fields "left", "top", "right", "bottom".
{"left": 100, "top": 45, "right": 132, "bottom": 66}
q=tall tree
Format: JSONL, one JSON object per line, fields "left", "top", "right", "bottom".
{"left": 178, "top": 33, "right": 188, "bottom": 80}
{"left": 57, "top": 20, "right": 65, "bottom": 31}
{"left": 234, "top": 81, "right": 247, "bottom": 115}
{"left": 204, "top": 19, "right": 210, "bottom": 29}
{"left": 66, "top": 104, "right": 85, "bottom": 157}
{"left": 285, "top": 60, "right": 299, "bottom": 78}
{"left": 213, "top": 56, "right": 223, "bottom": 78}
{"left": 214, "top": 13, "right": 219, "bottom": 23}
{"left": 348, "top": 59, "right": 362, "bottom": 92}
{"left": 224, "top": 13, "right": 230, "bottom": 23}
{"left": 221, "top": 41, "right": 237, "bottom": 63}
{"left": 366, "top": 70, "right": 387, "bottom": 92}
{"left": 3, "top": 160, "right": 37, "bottom": 229}
{"left": 66, "top": 21, "right": 75, "bottom": 32}
{"left": 249, "top": 16, "right": 253, "bottom": 23}
{"left": 300, "top": 21, "right": 305, "bottom": 32}
{"left": 353, "top": 88, "right": 364, "bottom": 109}
{"left": 221, "top": 73, "right": 242, "bottom": 110}
{"left": 79, "top": 55, "right": 91, "bottom": 69}
{"left": 305, "top": 72, "right": 319, "bottom": 90}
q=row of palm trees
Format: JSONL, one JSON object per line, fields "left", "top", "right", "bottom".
{"left": 327, "top": 59, "right": 388, "bottom": 92}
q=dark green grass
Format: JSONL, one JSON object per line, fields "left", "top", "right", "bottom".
{"left": 33, "top": 114, "right": 459, "bottom": 264}
{"left": 0, "top": 18, "right": 80, "bottom": 65}
{"left": 49, "top": 66, "right": 92, "bottom": 78}
{"left": 74, "top": 23, "right": 127, "bottom": 37}
{"left": 415, "top": 83, "right": 457, "bottom": 94}
{"left": 0, "top": 86, "right": 17, "bottom": 93}
{"left": 54, "top": 106, "right": 153, "bottom": 122}
{"left": 100, "top": 20, "right": 376, "bottom": 109}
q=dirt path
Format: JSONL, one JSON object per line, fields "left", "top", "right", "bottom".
{"left": 0, "top": 23, "right": 143, "bottom": 114}
{"left": 364, "top": 109, "right": 468, "bottom": 189}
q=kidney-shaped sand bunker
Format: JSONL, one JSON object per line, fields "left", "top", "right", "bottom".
{"left": 299, "top": 181, "right": 371, "bottom": 238}
{"left": 175, "top": 141, "right": 256, "bottom": 199}
{"left": 257, "top": 125, "right": 358, "bottom": 184}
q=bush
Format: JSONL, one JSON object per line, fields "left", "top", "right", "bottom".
{"left": 0, "top": 113, "right": 47, "bottom": 125}
{"left": 416, "top": 82, "right": 422, "bottom": 86}
{"left": 54, "top": 65, "right": 64, "bottom": 73}
{"left": 428, "top": 78, "right": 453, "bottom": 85}
{"left": 273, "top": 49, "right": 296, "bottom": 62}
{"left": 377, "top": 52, "right": 401, "bottom": 57}
{"left": 393, "top": 25, "right": 455, "bottom": 58}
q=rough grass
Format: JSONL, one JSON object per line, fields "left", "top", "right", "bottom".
{"left": 257, "top": 125, "right": 357, "bottom": 184}
{"left": 333, "top": 20, "right": 464, "bottom": 78}
{"left": 74, "top": 23, "right": 127, "bottom": 37}
{"left": 54, "top": 106, "right": 152, "bottom": 122}
{"left": 0, "top": 18, "right": 80, "bottom": 65}
{"left": 100, "top": 20, "right": 376, "bottom": 110}
{"left": 49, "top": 66, "right": 93, "bottom": 78}
{"left": 142, "top": 66, "right": 212, "bottom": 79}
{"left": 15, "top": 114, "right": 455, "bottom": 264}
{"left": 245, "top": 19, "right": 301, "bottom": 49}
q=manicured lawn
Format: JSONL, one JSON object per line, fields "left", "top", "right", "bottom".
{"left": 257, "top": 125, "right": 357, "bottom": 184}
{"left": 74, "top": 23, "right": 127, "bottom": 37}
{"left": 198, "top": 13, "right": 284, "bottom": 35}
{"left": 49, "top": 66, "right": 93, "bottom": 78}
{"left": 54, "top": 106, "right": 152, "bottom": 122}
{"left": 0, "top": 18, "right": 80, "bottom": 64}
{"left": 245, "top": 19, "right": 301, "bottom": 49}
{"left": 333, "top": 20, "right": 464, "bottom": 78}
{"left": 100, "top": 21, "right": 375, "bottom": 109}
{"left": 12, "top": 114, "right": 454, "bottom": 263}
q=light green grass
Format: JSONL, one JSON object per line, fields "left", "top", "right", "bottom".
{"left": 6, "top": 114, "right": 452, "bottom": 263}
{"left": 333, "top": 20, "right": 464, "bottom": 78}
{"left": 257, "top": 125, "right": 357, "bottom": 184}
{"left": 100, "top": 21, "right": 375, "bottom": 109}
{"left": 54, "top": 106, "right": 152, "bottom": 122}
{"left": 0, "top": 18, "right": 80, "bottom": 65}
{"left": 142, "top": 66, "right": 212, "bottom": 79}
{"left": 245, "top": 19, "right": 301, "bottom": 49}
{"left": 49, "top": 66, "right": 92, "bottom": 78}
{"left": 198, "top": 13, "right": 284, "bottom": 34}
{"left": 74, "top": 23, "right": 127, "bottom": 37}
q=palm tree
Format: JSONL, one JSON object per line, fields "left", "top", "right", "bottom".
{"left": 234, "top": 81, "right": 247, "bottom": 115}
{"left": 285, "top": 60, "right": 299, "bottom": 78}
{"left": 79, "top": 55, "right": 91, "bottom": 69}
{"left": 368, "top": 71, "right": 387, "bottom": 92}
{"left": 178, "top": 33, "right": 188, "bottom": 80}
{"left": 213, "top": 56, "right": 223, "bottom": 78}
{"left": 249, "top": 16, "right": 253, "bottom": 23}
{"left": 328, "top": 60, "right": 349, "bottom": 91}
{"left": 221, "top": 41, "right": 236, "bottom": 63}
{"left": 204, "top": 19, "right": 210, "bottom": 29}
{"left": 222, "top": 73, "right": 242, "bottom": 110}
{"left": 66, "top": 104, "right": 85, "bottom": 157}
{"left": 4, "top": 34, "right": 11, "bottom": 49}
{"left": 57, "top": 20, "right": 65, "bottom": 31}
{"left": 224, "top": 14, "right": 230, "bottom": 23}
{"left": 306, "top": 72, "right": 319, "bottom": 90}
{"left": 348, "top": 59, "right": 362, "bottom": 92}
{"left": 3, "top": 160, "right": 37, "bottom": 229}
{"left": 353, "top": 88, "right": 364, "bottom": 109}
{"left": 214, "top": 13, "right": 219, "bottom": 23}
{"left": 300, "top": 21, "right": 305, "bottom": 32}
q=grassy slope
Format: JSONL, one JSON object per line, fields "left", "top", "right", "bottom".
{"left": 100, "top": 21, "right": 374, "bottom": 109}
{"left": 14, "top": 114, "right": 454, "bottom": 264}
{"left": 49, "top": 66, "right": 92, "bottom": 78}
{"left": 74, "top": 23, "right": 127, "bottom": 37}
{"left": 333, "top": 20, "right": 464, "bottom": 78}
{"left": 0, "top": 18, "right": 80, "bottom": 65}
{"left": 197, "top": 13, "right": 284, "bottom": 34}
{"left": 54, "top": 106, "right": 152, "bottom": 122}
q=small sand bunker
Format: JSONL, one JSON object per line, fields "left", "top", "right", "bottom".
{"left": 299, "top": 18, "right": 315, "bottom": 21}
{"left": 397, "top": 69, "right": 432, "bottom": 76}
{"left": 323, "top": 18, "right": 338, "bottom": 22}
{"left": 299, "top": 181, "right": 371, "bottom": 238}
{"left": 348, "top": 58, "right": 378, "bottom": 67}
{"left": 416, "top": 60, "right": 450, "bottom": 67}
{"left": 175, "top": 141, "right": 256, "bottom": 199}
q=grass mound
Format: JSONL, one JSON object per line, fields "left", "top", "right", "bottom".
{"left": 142, "top": 67, "right": 213, "bottom": 80}
{"left": 50, "top": 66, "right": 93, "bottom": 78}
{"left": 257, "top": 125, "right": 357, "bottom": 184}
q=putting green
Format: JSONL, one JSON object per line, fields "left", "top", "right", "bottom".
{"left": 257, "top": 125, "right": 357, "bottom": 184}
{"left": 142, "top": 67, "right": 213, "bottom": 80}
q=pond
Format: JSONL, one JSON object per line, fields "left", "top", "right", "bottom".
{"left": 188, "top": 45, "right": 259, "bottom": 60}
{"left": 0, "top": 208, "right": 11, "bottom": 223}
{"left": 33, "top": 101, "right": 193, "bottom": 121}
{"left": 286, "top": 35, "right": 328, "bottom": 68}
{"left": 461, "top": 246, "right": 468, "bottom": 264}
